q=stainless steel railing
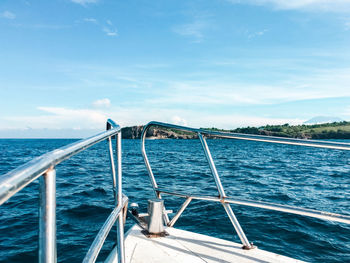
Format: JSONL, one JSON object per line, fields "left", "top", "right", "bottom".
{"left": 0, "top": 119, "right": 126, "bottom": 263}
{"left": 141, "top": 121, "right": 350, "bottom": 249}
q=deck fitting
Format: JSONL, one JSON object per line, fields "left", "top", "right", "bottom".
{"left": 141, "top": 229, "right": 169, "bottom": 238}
{"left": 242, "top": 243, "right": 256, "bottom": 250}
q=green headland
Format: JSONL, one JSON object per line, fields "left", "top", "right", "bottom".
{"left": 122, "top": 121, "right": 350, "bottom": 139}
{"left": 206, "top": 121, "right": 350, "bottom": 139}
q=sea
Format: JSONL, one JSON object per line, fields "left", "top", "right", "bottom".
{"left": 0, "top": 138, "right": 349, "bottom": 262}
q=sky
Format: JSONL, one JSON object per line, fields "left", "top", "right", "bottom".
{"left": 1, "top": 0, "right": 350, "bottom": 137}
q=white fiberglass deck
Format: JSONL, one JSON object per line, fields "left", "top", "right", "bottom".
{"left": 107, "top": 224, "right": 304, "bottom": 263}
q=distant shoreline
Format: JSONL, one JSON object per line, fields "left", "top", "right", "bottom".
{"left": 122, "top": 121, "right": 350, "bottom": 140}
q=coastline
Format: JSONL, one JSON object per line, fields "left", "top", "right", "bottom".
{"left": 122, "top": 121, "right": 350, "bottom": 140}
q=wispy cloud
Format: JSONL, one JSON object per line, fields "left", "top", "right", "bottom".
{"left": 173, "top": 19, "right": 210, "bottom": 42}
{"left": 1, "top": 11, "right": 16, "bottom": 19}
{"left": 247, "top": 29, "right": 268, "bottom": 39}
{"left": 49, "top": 59, "right": 350, "bottom": 107}
{"left": 83, "top": 18, "right": 98, "bottom": 24}
{"left": 35, "top": 106, "right": 106, "bottom": 129}
{"left": 135, "top": 65, "right": 350, "bottom": 109}
{"left": 228, "top": 0, "right": 350, "bottom": 12}
{"left": 171, "top": 116, "right": 188, "bottom": 126}
{"left": 92, "top": 98, "right": 111, "bottom": 108}
{"left": 345, "top": 21, "right": 350, "bottom": 30}
{"left": 0, "top": 107, "right": 106, "bottom": 130}
{"left": 82, "top": 18, "right": 118, "bottom": 36}
{"left": 70, "top": 0, "right": 98, "bottom": 6}
{"left": 103, "top": 20, "right": 118, "bottom": 36}
{"left": 0, "top": 103, "right": 305, "bottom": 130}
{"left": 2, "top": 60, "right": 349, "bottom": 130}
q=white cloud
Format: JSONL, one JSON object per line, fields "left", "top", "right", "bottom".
{"left": 228, "top": 0, "right": 350, "bottom": 12}
{"left": 1, "top": 106, "right": 108, "bottom": 130}
{"left": 103, "top": 27, "right": 117, "bottom": 36}
{"left": 33, "top": 59, "right": 350, "bottom": 107}
{"left": 171, "top": 116, "right": 188, "bottom": 126}
{"left": 247, "top": 29, "right": 268, "bottom": 39}
{"left": 38, "top": 107, "right": 107, "bottom": 127}
{"left": 173, "top": 20, "right": 210, "bottom": 42}
{"left": 103, "top": 20, "right": 118, "bottom": 36}
{"left": 0, "top": 100, "right": 306, "bottom": 131}
{"left": 92, "top": 98, "right": 111, "bottom": 108}
{"left": 70, "top": 0, "right": 98, "bottom": 6}
{"left": 2, "top": 60, "right": 349, "bottom": 131}
{"left": 84, "top": 18, "right": 98, "bottom": 24}
{"left": 47, "top": 60, "right": 350, "bottom": 107}
{"left": 345, "top": 21, "right": 350, "bottom": 30}
{"left": 1, "top": 11, "right": 16, "bottom": 19}
{"left": 81, "top": 18, "right": 118, "bottom": 36}
{"left": 143, "top": 66, "right": 350, "bottom": 106}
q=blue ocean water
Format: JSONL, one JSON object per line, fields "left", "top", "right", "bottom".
{"left": 0, "top": 138, "right": 349, "bottom": 262}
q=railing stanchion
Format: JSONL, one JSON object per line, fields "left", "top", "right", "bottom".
{"left": 141, "top": 128, "right": 170, "bottom": 224}
{"left": 116, "top": 131, "right": 125, "bottom": 263}
{"left": 39, "top": 168, "right": 57, "bottom": 263}
{"left": 198, "top": 133, "right": 252, "bottom": 249}
{"left": 198, "top": 133, "right": 225, "bottom": 197}
{"left": 108, "top": 136, "right": 118, "bottom": 202}
{"left": 168, "top": 197, "right": 192, "bottom": 227}
{"left": 107, "top": 121, "right": 125, "bottom": 263}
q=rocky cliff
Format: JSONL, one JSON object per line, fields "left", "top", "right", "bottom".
{"left": 121, "top": 126, "right": 197, "bottom": 139}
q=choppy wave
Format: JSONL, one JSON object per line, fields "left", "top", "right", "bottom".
{"left": 0, "top": 138, "right": 349, "bottom": 262}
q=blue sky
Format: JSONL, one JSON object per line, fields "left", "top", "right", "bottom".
{"left": 1, "top": 0, "right": 350, "bottom": 136}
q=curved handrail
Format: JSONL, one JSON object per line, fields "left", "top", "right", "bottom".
{"left": 156, "top": 188, "right": 350, "bottom": 225}
{"left": 141, "top": 121, "right": 350, "bottom": 234}
{"left": 83, "top": 195, "right": 128, "bottom": 263}
{"left": 0, "top": 119, "right": 125, "bottom": 263}
{"left": 0, "top": 119, "right": 121, "bottom": 205}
